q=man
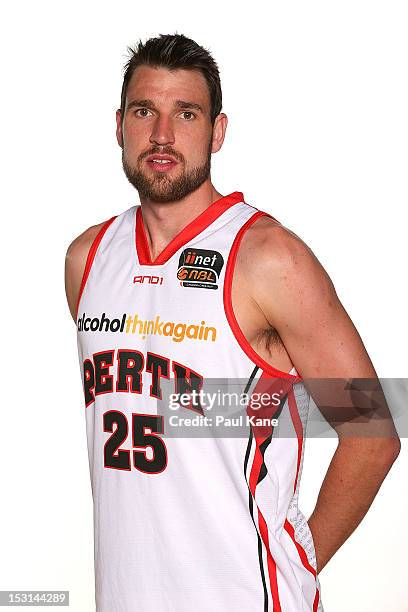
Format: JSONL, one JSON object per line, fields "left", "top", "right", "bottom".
{"left": 65, "top": 33, "right": 400, "bottom": 611}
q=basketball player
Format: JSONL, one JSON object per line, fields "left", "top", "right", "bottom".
{"left": 65, "top": 34, "right": 400, "bottom": 611}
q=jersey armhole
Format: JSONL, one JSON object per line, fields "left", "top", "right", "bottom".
{"left": 223, "top": 211, "right": 300, "bottom": 381}
{"left": 74, "top": 215, "right": 117, "bottom": 320}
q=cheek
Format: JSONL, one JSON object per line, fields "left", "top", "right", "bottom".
{"left": 181, "top": 128, "right": 212, "bottom": 161}
{"left": 123, "top": 120, "right": 150, "bottom": 148}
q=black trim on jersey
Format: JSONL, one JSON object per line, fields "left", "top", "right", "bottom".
{"left": 246, "top": 433, "right": 270, "bottom": 612}
{"left": 257, "top": 393, "right": 288, "bottom": 485}
{"left": 242, "top": 366, "right": 270, "bottom": 611}
{"left": 243, "top": 367, "right": 291, "bottom": 612}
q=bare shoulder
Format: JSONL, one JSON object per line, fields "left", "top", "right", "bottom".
{"left": 65, "top": 221, "right": 106, "bottom": 266}
{"left": 237, "top": 214, "right": 334, "bottom": 293}
{"left": 64, "top": 221, "right": 108, "bottom": 321}
{"left": 235, "top": 213, "right": 340, "bottom": 341}
{"left": 238, "top": 214, "right": 314, "bottom": 268}
{"left": 235, "top": 212, "right": 383, "bottom": 379}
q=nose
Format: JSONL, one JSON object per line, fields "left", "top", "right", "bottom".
{"left": 149, "top": 115, "right": 175, "bottom": 146}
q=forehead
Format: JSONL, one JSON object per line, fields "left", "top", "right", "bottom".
{"left": 125, "top": 65, "right": 210, "bottom": 109}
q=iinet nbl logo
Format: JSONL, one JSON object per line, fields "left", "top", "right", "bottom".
{"left": 177, "top": 248, "right": 224, "bottom": 290}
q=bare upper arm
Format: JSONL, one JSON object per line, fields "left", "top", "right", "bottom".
{"left": 64, "top": 221, "right": 107, "bottom": 321}
{"left": 241, "top": 217, "right": 377, "bottom": 379}
{"left": 240, "top": 219, "right": 402, "bottom": 446}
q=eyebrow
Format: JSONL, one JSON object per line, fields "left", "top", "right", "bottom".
{"left": 127, "top": 99, "right": 204, "bottom": 113}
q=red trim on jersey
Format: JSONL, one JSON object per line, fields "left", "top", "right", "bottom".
{"left": 288, "top": 387, "right": 304, "bottom": 493}
{"left": 246, "top": 371, "right": 297, "bottom": 611}
{"left": 258, "top": 510, "right": 282, "bottom": 612}
{"left": 283, "top": 519, "right": 320, "bottom": 611}
{"left": 135, "top": 191, "right": 245, "bottom": 265}
{"left": 223, "top": 211, "right": 301, "bottom": 380}
{"left": 75, "top": 216, "right": 117, "bottom": 320}
{"left": 313, "top": 588, "right": 320, "bottom": 612}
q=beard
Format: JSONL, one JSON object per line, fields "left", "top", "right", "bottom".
{"left": 121, "top": 140, "right": 212, "bottom": 204}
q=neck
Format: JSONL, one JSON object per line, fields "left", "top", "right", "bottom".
{"left": 138, "top": 180, "right": 223, "bottom": 261}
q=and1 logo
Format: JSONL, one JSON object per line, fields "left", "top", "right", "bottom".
{"left": 177, "top": 248, "right": 224, "bottom": 290}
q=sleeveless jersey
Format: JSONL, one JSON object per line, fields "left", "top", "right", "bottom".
{"left": 76, "top": 191, "right": 324, "bottom": 611}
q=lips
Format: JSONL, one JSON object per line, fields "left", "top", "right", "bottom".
{"left": 145, "top": 154, "right": 178, "bottom": 172}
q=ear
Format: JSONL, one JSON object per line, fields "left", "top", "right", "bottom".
{"left": 116, "top": 109, "right": 124, "bottom": 148}
{"left": 211, "top": 113, "right": 228, "bottom": 153}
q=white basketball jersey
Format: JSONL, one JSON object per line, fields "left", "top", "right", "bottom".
{"left": 76, "top": 191, "right": 323, "bottom": 611}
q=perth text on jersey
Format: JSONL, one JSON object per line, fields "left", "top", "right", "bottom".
{"left": 77, "top": 312, "right": 217, "bottom": 343}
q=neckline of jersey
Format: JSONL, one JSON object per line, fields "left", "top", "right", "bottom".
{"left": 135, "top": 191, "right": 245, "bottom": 266}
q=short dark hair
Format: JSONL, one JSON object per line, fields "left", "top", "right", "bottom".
{"left": 120, "top": 33, "right": 222, "bottom": 125}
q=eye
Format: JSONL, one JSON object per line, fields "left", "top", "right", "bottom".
{"left": 134, "top": 108, "right": 152, "bottom": 117}
{"left": 179, "top": 111, "right": 196, "bottom": 120}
